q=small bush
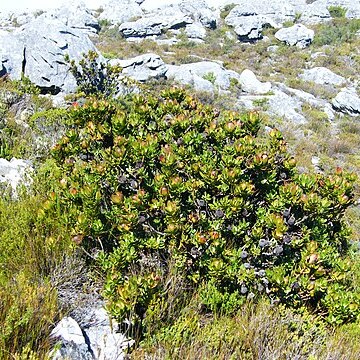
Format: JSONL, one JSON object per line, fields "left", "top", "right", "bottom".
{"left": 202, "top": 72, "right": 216, "bottom": 84}
{"left": 65, "top": 51, "right": 123, "bottom": 98}
{"left": 328, "top": 6, "right": 347, "bottom": 19}
{"left": 220, "top": 4, "right": 237, "bottom": 20}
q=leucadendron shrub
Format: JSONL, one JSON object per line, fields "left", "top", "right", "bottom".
{"left": 47, "top": 87, "right": 359, "bottom": 328}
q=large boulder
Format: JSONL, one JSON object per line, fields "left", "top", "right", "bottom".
{"left": 185, "top": 23, "right": 207, "bottom": 41}
{"left": 166, "top": 64, "right": 215, "bottom": 93}
{"left": 117, "top": 0, "right": 214, "bottom": 40}
{"left": 300, "top": 0, "right": 360, "bottom": 24}
{"left": 237, "top": 81, "right": 335, "bottom": 125}
{"left": 300, "top": 67, "right": 346, "bottom": 86}
{"left": 239, "top": 69, "right": 271, "bottom": 95}
{"left": 98, "top": 0, "right": 143, "bottom": 25}
{"left": 275, "top": 24, "right": 314, "bottom": 48}
{"left": 40, "top": 3, "right": 100, "bottom": 35}
{"left": 119, "top": 11, "right": 193, "bottom": 39}
{"left": 179, "top": 0, "right": 217, "bottom": 29}
{"left": 165, "top": 61, "right": 241, "bottom": 93}
{"left": 0, "top": 17, "right": 99, "bottom": 94}
{"left": 110, "top": 53, "right": 167, "bottom": 82}
{"left": 332, "top": 88, "right": 360, "bottom": 116}
{"left": 225, "top": 0, "right": 297, "bottom": 41}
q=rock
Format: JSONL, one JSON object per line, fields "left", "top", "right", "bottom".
{"left": 179, "top": 0, "right": 217, "bottom": 29}
{"left": 98, "top": 0, "right": 143, "bottom": 25}
{"left": 300, "top": 0, "right": 360, "bottom": 24}
{"left": 267, "top": 45, "right": 279, "bottom": 53}
{"left": 0, "top": 17, "right": 99, "bottom": 94}
{"left": 239, "top": 69, "right": 271, "bottom": 95}
{"left": 84, "top": 308, "right": 132, "bottom": 360}
{"left": 0, "top": 9, "right": 35, "bottom": 29}
{"left": 140, "top": 0, "right": 182, "bottom": 12}
{"left": 166, "top": 64, "right": 215, "bottom": 93}
{"left": 116, "top": 0, "right": 216, "bottom": 40}
{"left": 237, "top": 88, "right": 307, "bottom": 125}
{"left": 119, "top": 9, "right": 193, "bottom": 38}
{"left": 275, "top": 24, "right": 314, "bottom": 48}
{"left": 50, "top": 305, "right": 134, "bottom": 360}
{"left": 110, "top": 53, "right": 167, "bottom": 82}
{"left": 332, "top": 88, "right": 360, "bottom": 116}
{"left": 51, "top": 317, "right": 86, "bottom": 346}
{"left": 299, "top": 1, "right": 331, "bottom": 24}
{"left": 41, "top": 3, "right": 100, "bottom": 35}
{"left": 185, "top": 23, "right": 207, "bottom": 40}
{"left": 50, "top": 317, "right": 92, "bottom": 360}
{"left": 300, "top": 67, "right": 346, "bottom": 86}
{"left": 312, "top": 156, "right": 323, "bottom": 172}
{"left": 0, "top": 158, "right": 32, "bottom": 192}
{"left": 166, "top": 61, "right": 241, "bottom": 93}
{"left": 275, "top": 82, "right": 334, "bottom": 120}
{"left": 267, "top": 89, "right": 307, "bottom": 124}
{"left": 225, "top": 0, "right": 297, "bottom": 41}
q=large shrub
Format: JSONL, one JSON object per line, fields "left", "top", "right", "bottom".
{"left": 47, "top": 88, "right": 358, "bottom": 327}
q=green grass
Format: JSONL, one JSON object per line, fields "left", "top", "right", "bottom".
{"left": 134, "top": 298, "right": 360, "bottom": 359}
{"left": 0, "top": 163, "right": 75, "bottom": 358}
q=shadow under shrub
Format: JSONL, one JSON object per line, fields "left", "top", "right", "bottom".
{"left": 47, "top": 87, "right": 359, "bottom": 335}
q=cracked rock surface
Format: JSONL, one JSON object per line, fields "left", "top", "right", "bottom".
{"left": 0, "top": 16, "right": 98, "bottom": 94}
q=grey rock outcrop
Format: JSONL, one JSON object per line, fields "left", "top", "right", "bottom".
{"left": 98, "top": 0, "right": 143, "bottom": 25}
{"left": 300, "top": 67, "right": 346, "bottom": 86}
{"left": 0, "top": 17, "right": 98, "bottom": 94}
{"left": 275, "top": 24, "right": 314, "bottom": 48}
{"left": 41, "top": 3, "right": 100, "bottom": 35}
{"left": 332, "top": 88, "right": 360, "bottom": 116}
{"left": 51, "top": 307, "right": 134, "bottom": 360}
{"left": 237, "top": 80, "right": 336, "bottom": 125}
{"left": 239, "top": 69, "right": 272, "bottom": 95}
{"left": 116, "top": 1, "right": 214, "bottom": 40}
{"left": 300, "top": 0, "right": 360, "bottom": 24}
{"left": 264, "top": 89, "right": 308, "bottom": 124}
{"left": 179, "top": 0, "right": 217, "bottom": 29}
{"left": 166, "top": 61, "right": 241, "bottom": 93}
{"left": 185, "top": 23, "right": 207, "bottom": 41}
{"left": 110, "top": 53, "right": 167, "bottom": 82}
{"left": 225, "top": 0, "right": 296, "bottom": 41}
{"left": 119, "top": 11, "right": 193, "bottom": 39}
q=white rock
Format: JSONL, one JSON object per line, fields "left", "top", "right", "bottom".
{"left": 0, "top": 158, "right": 32, "bottom": 192}
{"left": 332, "top": 88, "right": 360, "bottom": 116}
{"left": 185, "top": 23, "right": 207, "bottom": 40}
{"left": 300, "top": 67, "right": 345, "bottom": 86}
{"left": 225, "top": 0, "right": 296, "bottom": 41}
{"left": 275, "top": 24, "right": 314, "bottom": 48}
{"left": 51, "top": 317, "right": 85, "bottom": 345}
{"left": 239, "top": 69, "right": 271, "bottom": 95}
{"left": 166, "top": 61, "right": 242, "bottom": 93}
{"left": 110, "top": 53, "right": 167, "bottom": 82}
{"left": 0, "top": 16, "right": 99, "bottom": 94}
{"left": 267, "top": 89, "right": 307, "bottom": 124}
{"left": 99, "top": 0, "right": 143, "bottom": 25}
